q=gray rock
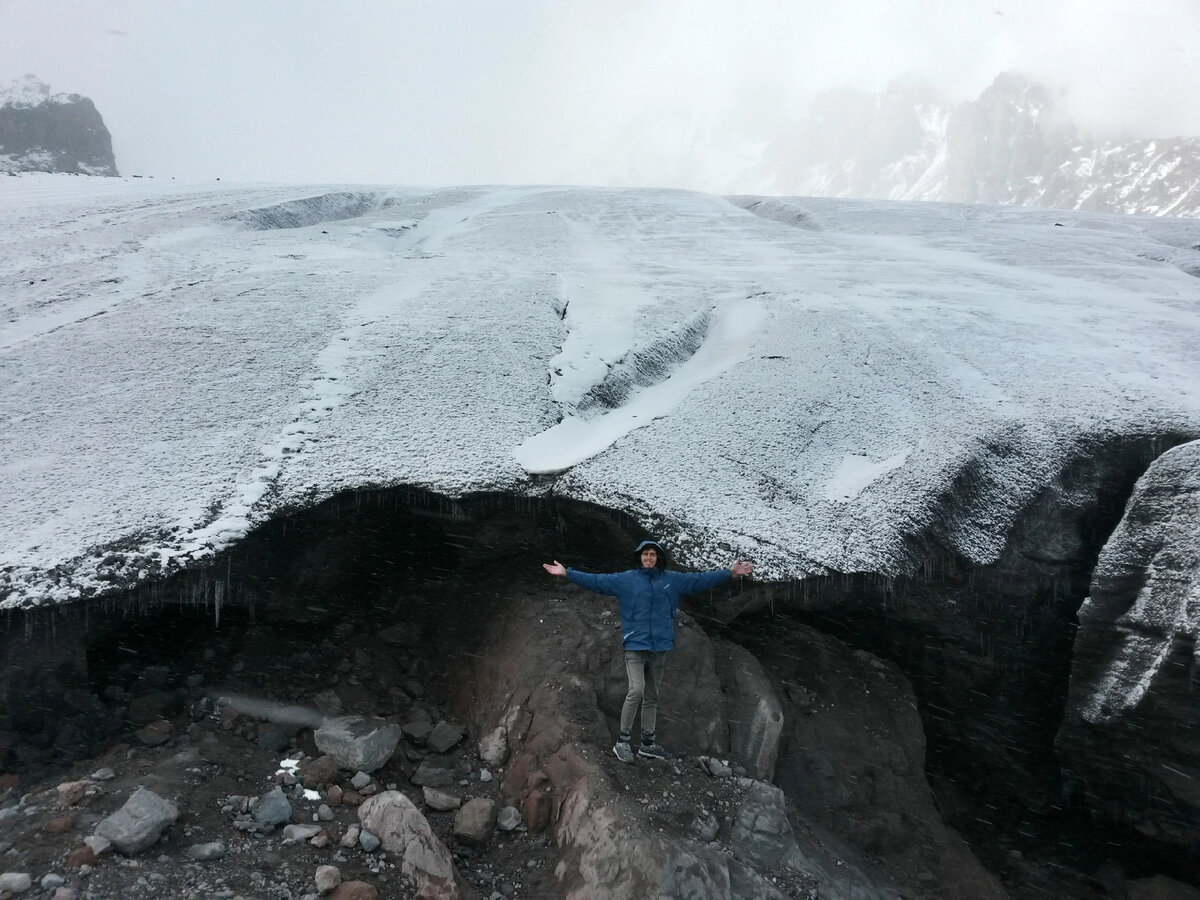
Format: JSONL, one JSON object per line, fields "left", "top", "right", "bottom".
{"left": 350, "top": 772, "right": 371, "bottom": 790}
{"left": 317, "top": 804, "right": 335, "bottom": 821}
{"left": 496, "top": 806, "right": 521, "bottom": 832}
{"left": 339, "top": 824, "right": 360, "bottom": 848}
{"left": 691, "top": 807, "right": 720, "bottom": 842}
{"left": 729, "top": 781, "right": 802, "bottom": 870}
{"left": 411, "top": 760, "right": 455, "bottom": 787}
{"left": 454, "top": 798, "right": 496, "bottom": 847}
{"left": 427, "top": 721, "right": 463, "bottom": 754}
{"left": 282, "top": 824, "right": 322, "bottom": 842}
{"left": 40, "top": 873, "right": 66, "bottom": 891}
{"left": 359, "top": 829, "right": 381, "bottom": 852}
{"left": 357, "top": 791, "right": 459, "bottom": 896}
{"left": 480, "top": 769, "right": 493, "bottom": 783}
{"left": 314, "top": 864, "right": 341, "bottom": 893}
{"left": 314, "top": 717, "right": 401, "bottom": 772}
{"left": 185, "top": 841, "right": 227, "bottom": 861}
{"left": 0, "top": 79, "right": 119, "bottom": 176}
{"left": 422, "top": 787, "right": 461, "bottom": 811}
{"left": 402, "top": 721, "right": 433, "bottom": 746}
{"left": 90, "top": 767, "right": 116, "bottom": 782}
{"left": 704, "top": 757, "right": 732, "bottom": 778}
{"left": 251, "top": 787, "right": 292, "bottom": 829}
{"left": 94, "top": 787, "right": 179, "bottom": 855}
{"left": 0, "top": 872, "right": 31, "bottom": 894}
{"left": 477, "top": 726, "right": 508, "bottom": 767}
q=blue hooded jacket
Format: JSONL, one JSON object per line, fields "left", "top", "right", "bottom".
{"left": 567, "top": 564, "right": 733, "bottom": 651}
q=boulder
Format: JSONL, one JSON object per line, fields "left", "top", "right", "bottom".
{"left": 357, "top": 791, "right": 460, "bottom": 898}
{"left": 453, "top": 797, "right": 496, "bottom": 847}
{"left": 730, "top": 781, "right": 804, "bottom": 870}
{"left": 315, "top": 864, "right": 342, "bottom": 893}
{"left": 251, "top": 786, "right": 292, "bottom": 829}
{"left": 0, "top": 872, "right": 31, "bottom": 894}
{"left": 94, "top": 787, "right": 178, "bottom": 855}
{"left": 315, "top": 717, "right": 401, "bottom": 772}
{"left": 427, "top": 721, "right": 464, "bottom": 754}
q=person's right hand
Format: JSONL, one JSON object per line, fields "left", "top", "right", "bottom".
{"left": 543, "top": 561, "right": 567, "bottom": 577}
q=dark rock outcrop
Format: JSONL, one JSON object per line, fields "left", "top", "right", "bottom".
{"left": 0, "top": 76, "right": 117, "bottom": 176}
{"left": 1057, "top": 439, "right": 1200, "bottom": 863}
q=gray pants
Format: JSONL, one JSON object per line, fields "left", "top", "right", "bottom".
{"left": 619, "top": 650, "right": 667, "bottom": 745}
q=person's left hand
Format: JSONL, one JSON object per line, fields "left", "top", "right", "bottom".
{"left": 732, "top": 560, "right": 754, "bottom": 577}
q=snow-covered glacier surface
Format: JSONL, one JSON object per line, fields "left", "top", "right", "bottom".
{"left": 4, "top": 176, "right": 1200, "bottom": 607}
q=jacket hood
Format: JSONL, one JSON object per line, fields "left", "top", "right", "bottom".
{"left": 634, "top": 539, "right": 668, "bottom": 570}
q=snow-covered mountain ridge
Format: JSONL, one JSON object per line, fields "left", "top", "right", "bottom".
{"left": 3, "top": 175, "right": 1200, "bottom": 608}
{"left": 758, "top": 72, "right": 1200, "bottom": 217}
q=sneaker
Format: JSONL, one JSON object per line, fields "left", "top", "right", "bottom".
{"left": 612, "top": 741, "right": 635, "bottom": 763}
{"left": 638, "top": 742, "right": 669, "bottom": 760}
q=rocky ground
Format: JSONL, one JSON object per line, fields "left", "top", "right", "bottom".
{"left": 0, "top": 588, "right": 820, "bottom": 900}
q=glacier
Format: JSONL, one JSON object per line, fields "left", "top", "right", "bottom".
{"left": 3, "top": 174, "right": 1200, "bottom": 609}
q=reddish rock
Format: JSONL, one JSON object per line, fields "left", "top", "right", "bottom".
{"left": 331, "top": 881, "right": 378, "bottom": 900}
{"left": 341, "top": 789, "right": 363, "bottom": 808}
{"left": 327, "top": 784, "right": 344, "bottom": 807}
{"left": 67, "top": 845, "right": 96, "bottom": 868}
{"left": 44, "top": 815, "right": 75, "bottom": 834}
{"left": 303, "top": 755, "right": 341, "bottom": 788}
{"left": 524, "top": 789, "right": 550, "bottom": 833}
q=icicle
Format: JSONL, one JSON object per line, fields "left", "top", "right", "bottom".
{"left": 214, "top": 579, "right": 223, "bottom": 627}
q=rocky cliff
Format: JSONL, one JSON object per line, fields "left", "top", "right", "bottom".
{"left": 1057, "top": 439, "right": 1200, "bottom": 873}
{"left": 0, "top": 75, "right": 118, "bottom": 176}
{"left": 759, "top": 72, "right": 1200, "bottom": 217}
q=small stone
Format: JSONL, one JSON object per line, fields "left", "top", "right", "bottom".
{"left": 90, "top": 768, "right": 116, "bottom": 782}
{"left": 314, "top": 717, "right": 401, "bottom": 773}
{"left": 0, "top": 872, "right": 32, "bottom": 894}
{"left": 185, "top": 841, "right": 227, "bottom": 861}
{"left": 327, "top": 785, "right": 343, "bottom": 807}
{"left": 340, "top": 789, "right": 363, "bottom": 808}
{"left": 310, "top": 831, "right": 330, "bottom": 848}
{"left": 43, "top": 816, "right": 75, "bottom": 835}
{"left": 704, "top": 757, "right": 732, "bottom": 778}
{"left": 496, "top": 806, "right": 521, "bottom": 831}
{"left": 426, "top": 721, "right": 464, "bottom": 754}
{"left": 135, "top": 720, "right": 172, "bottom": 747}
{"left": 67, "top": 846, "right": 95, "bottom": 868}
{"left": 411, "top": 760, "right": 454, "bottom": 787}
{"left": 477, "top": 726, "right": 508, "bottom": 768}
{"left": 401, "top": 721, "right": 432, "bottom": 745}
{"left": 252, "top": 786, "right": 293, "bottom": 829}
{"left": 52, "top": 888, "right": 78, "bottom": 900}
{"left": 283, "top": 824, "right": 322, "bottom": 842}
{"left": 303, "top": 756, "right": 341, "bottom": 789}
{"left": 350, "top": 772, "right": 371, "bottom": 790}
{"left": 359, "top": 829, "right": 381, "bottom": 852}
{"left": 56, "top": 781, "right": 88, "bottom": 806}
{"left": 318, "top": 804, "right": 335, "bottom": 821}
{"left": 315, "top": 864, "right": 342, "bottom": 893}
{"left": 422, "top": 787, "right": 461, "bottom": 811}
{"left": 39, "top": 873, "right": 65, "bottom": 891}
{"left": 331, "top": 882, "right": 378, "bottom": 900}
{"left": 84, "top": 834, "right": 112, "bottom": 854}
{"left": 480, "top": 769, "right": 493, "bottom": 783}
{"left": 340, "top": 824, "right": 360, "bottom": 848}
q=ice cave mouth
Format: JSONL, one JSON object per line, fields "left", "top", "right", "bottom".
{"left": 0, "top": 443, "right": 1196, "bottom": 892}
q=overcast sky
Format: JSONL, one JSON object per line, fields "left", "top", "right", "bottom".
{"left": 2, "top": 0, "right": 1198, "bottom": 190}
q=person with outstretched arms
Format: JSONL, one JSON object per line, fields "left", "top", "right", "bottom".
{"left": 544, "top": 539, "right": 753, "bottom": 762}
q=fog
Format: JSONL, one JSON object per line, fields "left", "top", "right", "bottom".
{"left": 2, "top": 0, "right": 1198, "bottom": 190}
